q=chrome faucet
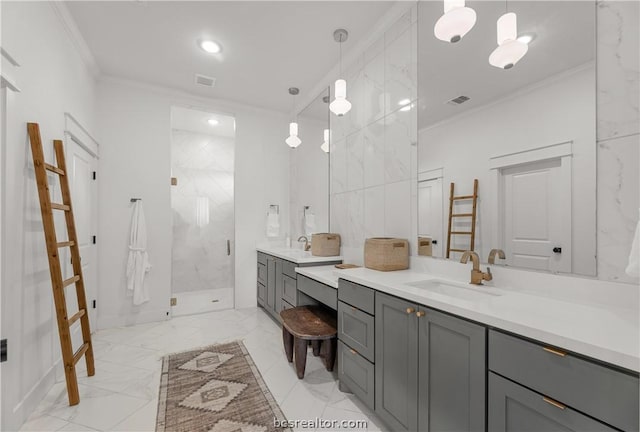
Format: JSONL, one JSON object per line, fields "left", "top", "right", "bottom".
{"left": 460, "top": 251, "right": 492, "bottom": 285}
{"left": 297, "top": 235, "right": 311, "bottom": 251}
{"left": 488, "top": 249, "right": 506, "bottom": 265}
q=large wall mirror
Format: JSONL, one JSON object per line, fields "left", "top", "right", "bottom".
{"left": 417, "top": 1, "right": 596, "bottom": 276}
{"left": 289, "top": 87, "right": 331, "bottom": 242}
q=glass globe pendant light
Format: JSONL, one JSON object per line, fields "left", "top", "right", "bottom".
{"left": 320, "top": 129, "right": 330, "bottom": 153}
{"left": 434, "top": 0, "right": 477, "bottom": 43}
{"left": 329, "top": 29, "right": 352, "bottom": 116}
{"left": 489, "top": 11, "right": 528, "bottom": 69}
{"left": 285, "top": 87, "right": 302, "bottom": 148}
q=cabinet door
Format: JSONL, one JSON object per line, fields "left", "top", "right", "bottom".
{"left": 266, "top": 256, "right": 276, "bottom": 311}
{"left": 489, "top": 373, "right": 616, "bottom": 432}
{"left": 375, "top": 292, "right": 418, "bottom": 432}
{"left": 418, "top": 308, "right": 486, "bottom": 432}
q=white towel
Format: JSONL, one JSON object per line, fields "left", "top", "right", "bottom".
{"left": 304, "top": 212, "right": 316, "bottom": 237}
{"left": 267, "top": 211, "right": 280, "bottom": 238}
{"left": 625, "top": 208, "right": 640, "bottom": 278}
{"left": 126, "top": 201, "right": 152, "bottom": 305}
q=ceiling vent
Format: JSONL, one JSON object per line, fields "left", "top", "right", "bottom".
{"left": 195, "top": 74, "right": 216, "bottom": 88}
{"left": 447, "top": 95, "right": 470, "bottom": 105}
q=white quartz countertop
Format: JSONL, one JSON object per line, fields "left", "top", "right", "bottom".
{"left": 295, "top": 266, "right": 640, "bottom": 373}
{"left": 257, "top": 246, "right": 342, "bottom": 264}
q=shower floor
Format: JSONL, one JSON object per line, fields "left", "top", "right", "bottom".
{"left": 171, "top": 287, "right": 234, "bottom": 317}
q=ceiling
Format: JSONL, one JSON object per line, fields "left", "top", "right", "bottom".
{"left": 417, "top": 1, "right": 595, "bottom": 129}
{"left": 66, "top": 1, "right": 394, "bottom": 113}
{"left": 171, "top": 106, "right": 236, "bottom": 138}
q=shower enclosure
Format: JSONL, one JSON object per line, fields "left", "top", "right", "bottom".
{"left": 170, "top": 106, "right": 235, "bottom": 316}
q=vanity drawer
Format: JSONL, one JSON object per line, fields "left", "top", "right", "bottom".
{"left": 338, "top": 301, "right": 375, "bottom": 362}
{"left": 257, "top": 262, "right": 267, "bottom": 284}
{"left": 338, "top": 279, "right": 375, "bottom": 315}
{"left": 282, "top": 274, "right": 298, "bottom": 306}
{"left": 257, "top": 252, "right": 267, "bottom": 265}
{"left": 282, "top": 260, "right": 298, "bottom": 279}
{"left": 338, "top": 340, "right": 375, "bottom": 411}
{"left": 298, "top": 275, "right": 337, "bottom": 310}
{"left": 257, "top": 282, "right": 266, "bottom": 306}
{"left": 489, "top": 330, "right": 639, "bottom": 432}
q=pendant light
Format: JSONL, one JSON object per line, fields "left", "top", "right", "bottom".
{"left": 489, "top": 7, "right": 528, "bottom": 69}
{"left": 285, "top": 87, "right": 302, "bottom": 148}
{"left": 320, "top": 129, "right": 330, "bottom": 153}
{"left": 329, "top": 29, "right": 352, "bottom": 116}
{"left": 434, "top": 0, "right": 477, "bottom": 43}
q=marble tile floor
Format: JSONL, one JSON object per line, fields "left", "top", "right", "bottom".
{"left": 19, "top": 308, "right": 387, "bottom": 432}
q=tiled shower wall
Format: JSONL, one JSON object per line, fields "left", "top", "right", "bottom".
{"left": 330, "top": 7, "right": 418, "bottom": 265}
{"left": 171, "top": 129, "right": 235, "bottom": 292}
{"left": 330, "top": 1, "right": 639, "bottom": 282}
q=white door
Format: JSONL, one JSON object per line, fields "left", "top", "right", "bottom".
{"left": 418, "top": 177, "right": 443, "bottom": 257}
{"left": 66, "top": 138, "right": 98, "bottom": 329}
{"left": 502, "top": 158, "right": 571, "bottom": 273}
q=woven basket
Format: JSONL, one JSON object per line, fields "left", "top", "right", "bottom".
{"left": 418, "top": 236, "right": 433, "bottom": 257}
{"left": 311, "top": 233, "right": 341, "bottom": 257}
{"left": 364, "top": 238, "right": 409, "bottom": 271}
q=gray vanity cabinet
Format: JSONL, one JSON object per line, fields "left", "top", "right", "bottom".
{"left": 488, "top": 373, "right": 616, "bottom": 431}
{"left": 375, "top": 291, "right": 486, "bottom": 432}
{"left": 375, "top": 292, "right": 419, "bottom": 432}
{"left": 266, "top": 256, "right": 277, "bottom": 310}
{"left": 418, "top": 308, "right": 486, "bottom": 432}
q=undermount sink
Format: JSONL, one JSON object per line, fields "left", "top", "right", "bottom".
{"left": 406, "top": 279, "right": 503, "bottom": 301}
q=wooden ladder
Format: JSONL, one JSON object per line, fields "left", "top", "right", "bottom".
{"left": 27, "top": 122, "right": 95, "bottom": 406}
{"left": 446, "top": 179, "right": 479, "bottom": 258}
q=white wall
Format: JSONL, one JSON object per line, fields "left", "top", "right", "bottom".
{"left": 0, "top": 2, "right": 97, "bottom": 430}
{"left": 95, "top": 78, "right": 290, "bottom": 329}
{"left": 418, "top": 65, "right": 596, "bottom": 276}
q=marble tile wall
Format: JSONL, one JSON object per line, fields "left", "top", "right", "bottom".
{"left": 596, "top": 0, "right": 639, "bottom": 283}
{"left": 330, "top": 1, "right": 639, "bottom": 282}
{"left": 171, "top": 130, "right": 235, "bottom": 293}
{"left": 330, "top": 7, "right": 418, "bottom": 264}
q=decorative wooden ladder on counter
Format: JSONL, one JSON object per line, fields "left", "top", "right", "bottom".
{"left": 446, "top": 179, "right": 479, "bottom": 258}
{"left": 27, "top": 122, "right": 95, "bottom": 405}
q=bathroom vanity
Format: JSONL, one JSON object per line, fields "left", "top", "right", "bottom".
{"left": 256, "top": 247, "right": 341, "bottom": 321}
{"left": 295, "top": 266, "right": 639, "bottom": 432}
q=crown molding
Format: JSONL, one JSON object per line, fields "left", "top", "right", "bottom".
{"left": 49, "top": 1, "right": 100, "bottom": 77}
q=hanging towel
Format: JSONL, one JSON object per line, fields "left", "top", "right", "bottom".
{"left": 126, "top": 201, "right": 152, "bottom": 305}
{"left": 267, "top": 210, "right": 280, "bottom": 238}
{"left": 304, "top": 212, "right": 316, "bottom": 237}
{"left": 625, "top": 208, "right": 640, "bottom": 278}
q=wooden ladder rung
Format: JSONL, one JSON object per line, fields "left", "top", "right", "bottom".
{"left": 449, "top": 248, "right": 468, "bottom": 253}
{"left": 451, "top": 231, "right": 473, "bottom": 235}
{"left": 67, "top": 309, "right": 86, "bottom": 326}
{"left": 62, "top": 275, "right": 80, "bottom": 288}
{"left": 452, "top": 195, "right": 474, "bottom": 200}
{"left": 44, "top": 163, "right": 65, "bottom": 176}
{"left": 51, "top": 203, "right": 70, "bottom": 211}
{"left": 72, "top": 342, "right": 90, "bottom": 365}
{"left": 451, "top": 213, "right": 473, "bottom": 217}
{"left": 57, "top": 241, "right": 75, "bottom": 248}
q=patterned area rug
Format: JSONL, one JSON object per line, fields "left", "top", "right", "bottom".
{"left": 156, "top": 341, "right": 290, "bottom": 432}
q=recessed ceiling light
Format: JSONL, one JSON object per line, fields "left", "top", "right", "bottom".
{"left": 517, "top": 33, "right": 535, "bottom": 44}
{"left": 199, "top": 39, "right": 222, "bottom": 54}
{"left": 207, "top": 118, "right": 219, "bottom": 126}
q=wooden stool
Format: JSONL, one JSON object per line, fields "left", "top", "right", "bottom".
{"left": 280, "top": 306, "right": 337, "bottom": 379}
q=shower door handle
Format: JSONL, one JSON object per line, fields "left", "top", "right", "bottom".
{"left": 227, "top": 240, "right": 231, "bottom": 256}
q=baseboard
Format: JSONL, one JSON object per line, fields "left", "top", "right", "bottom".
{"left": 5, "top": 358, "right": 60, "bottom": 432}
{"left": 97, "top": 308, "right": 170, "bottom": 330}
